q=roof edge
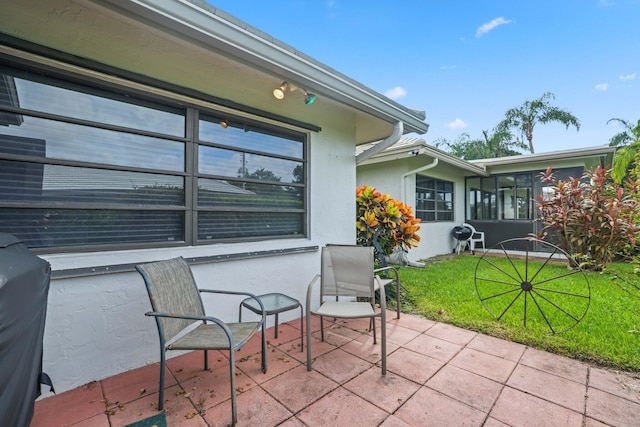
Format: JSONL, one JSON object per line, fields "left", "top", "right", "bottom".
{"left": 470, "top": 145, "right": 616, "bottom": 167}
{"left": 98, "top": 0, "right": 429, "bottom": 134}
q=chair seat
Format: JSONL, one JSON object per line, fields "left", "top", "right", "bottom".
{"left": 168, "top": 321, "right": 261, "bottom": 351}
{"left": 314, "top": 301, "right": 375, "bottom": 318}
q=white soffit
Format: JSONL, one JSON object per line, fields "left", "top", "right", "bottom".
{"left": 97, "top": 0, "right": 429, "bottom": 135}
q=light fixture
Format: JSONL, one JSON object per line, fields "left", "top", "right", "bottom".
{"left": 219, "top": 119, "right": 229, "bottom": 128}
{"left": 272, "top": 81, "right": 317, "bottom": 105}
{"left": 272, "top": 82, "right": 288, "bottom": 99}
{"left": 303, "top": 90, "right": 317, "bottom": 105}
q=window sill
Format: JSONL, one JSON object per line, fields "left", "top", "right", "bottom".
{"left": 43, "top": 240, "right": 318, "bottom": 279}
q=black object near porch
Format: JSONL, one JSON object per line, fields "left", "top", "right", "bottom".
{"left": 0, "top": 233, "right": 53, "bottom": 427}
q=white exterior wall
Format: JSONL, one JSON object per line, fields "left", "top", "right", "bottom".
{"left": 2, "top": 0, "right": 426, "bottom": 397}
{"left": 357, "top": 158, "right": 468, "bottom": 262}
{"left": 39, "top": 121, "right": 356, "bottom": 396}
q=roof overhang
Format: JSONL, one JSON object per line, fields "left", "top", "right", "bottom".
{"left": 1, "top": 0, "right": 428, "bottom": 144}
{"left": 95, "top": 0, "right": 430, "bottom": 138}
{"left": 470, "top": 145, "right": 616, "bottom": 168}
{"left": 356, "top": 138, "right": 489, "bottom": 176}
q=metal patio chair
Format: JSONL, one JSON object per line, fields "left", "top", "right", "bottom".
{"left": 136, "top": 257, "right": 266, "bottom": 426}
{"left": 306, "top": 245, "right": 387, "bottom": 374}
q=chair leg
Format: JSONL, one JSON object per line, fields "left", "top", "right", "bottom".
{"left": 158, "top": 351, "right": 166, "bottom": 411}
{"left": 204, "top": 349, "right": 208, "bottom": 371}
{"left": 396, "top": 280, "right": 401, "bottom": 320}
{"left": 306, "top": 312, "right": 312, "bottom": 371}
{"left": 299, "top": 304, "right": 304, "bottom": 352}
{"left": 228, "top": 349, "right": 238, "bottom": 426}
{"left": 381, "top": 315, "right": 387, "bottom": 375}
{"left": 372, "top": 316, "right": 377, "bottom": 345}
{"left": 320, "top": 316, "right": 325, "bottom": 342}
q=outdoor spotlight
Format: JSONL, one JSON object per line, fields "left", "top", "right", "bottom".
{"left": 219, "top": 119, "right": 229, "bottom": 128}
{"left": 304, "top": 91, "right": 317, "bottom": 105}
{"left": 273, "top": 82, "right": 288, "bottom": 99}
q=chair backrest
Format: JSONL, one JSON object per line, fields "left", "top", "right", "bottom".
{"left": 321, "top": 245, "right": 374, "bottom": 299}
{"left": 463, "top": 223, "right": 478, "bottom": 238}
{"left": 136, "top": 257, "right": 205, "bottom": 342}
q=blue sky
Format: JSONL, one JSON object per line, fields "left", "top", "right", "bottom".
{"left": 208, "top": 0, "right": 639, "bottom": 154}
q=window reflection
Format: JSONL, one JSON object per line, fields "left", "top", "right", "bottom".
{"left": 1, "top": 70, "right": 185, "bottom": 136}
{"left": 198, "top": 146, "right": 302, "bottom": 183}
{"left": 0, "top": 116, "right": 185, "bottom": 171}
{"left": 416, "top": 176, "right": 454, "bottom": 222}
{"left": 199, "top": 118, "right": 303, "bottom": 159}
{"left": 0, "top": 65, "right": 307, "bottom": 250}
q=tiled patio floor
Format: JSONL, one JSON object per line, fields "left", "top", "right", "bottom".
{"left": 31, "top": 312, "right": 640, "bottom": 426}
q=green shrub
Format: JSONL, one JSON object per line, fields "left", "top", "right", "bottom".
{"left": 356, "top": 185, "right": 421, "bottom": 259}
{"left": 537, "top": 166, "right": 639, "bottom": 270}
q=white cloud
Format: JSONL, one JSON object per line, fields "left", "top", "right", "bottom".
{"left": 447, "top": 118, "right": 468, "bottom": 129}
{"left": 620, "top": 73, "right": 637, "bottom": 81}
{"left": 475, "top": 17, "right": 512, "bottom": 38}
{"left": 384, "top": 86, "right": 407, "bottom": 100}
{"left": 595, "top": 83, "right": 609, "bottom": 92}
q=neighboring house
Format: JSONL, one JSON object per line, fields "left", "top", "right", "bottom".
{"left": 0, "top": 0, "right": 428, "bottom": 395}
{"left": 356, "top": 138, "right": 615, "bottom": 260}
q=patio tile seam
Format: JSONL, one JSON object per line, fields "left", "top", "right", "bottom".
{"left": 448, "top": 358, "right": 519, "bottom": 386}
{"left": 583, "top": 365, "right": 591, "bottom": 419}
{"left": 585, "top": 366, "right": 640, "bottom": 404}
{"left": 501, "top": 383, "right": 587, "bottom": 416}
{"left": 586, "top": 382, "right": 640, "bottom": 406}
{"left": 257, "top": 379, "right": 342, "bottom": 416}
{"left": 472, "top": 339, "right": 530, "bottom": 426}
{"left": 421, "top": 384, "right": 494, "bottom": 419}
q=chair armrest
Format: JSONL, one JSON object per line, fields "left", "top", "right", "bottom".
{"left": 199, "top": 289, "right": 265, "bottom": 317}
{"left": 305, "top": 274, "right": 321, "bottom": 315}
{"left": 374, "top": 276, "right": 387, "bottom": 312}
{"left": 374, "top": 266, "right": 399, "bottom": 281}
{"left": 145, "top": 311, "right": 234, "bottom": 346}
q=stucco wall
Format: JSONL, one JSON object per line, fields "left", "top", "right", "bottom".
{"left": 357, "top": 158, "right": 468, "bottom": 261}
{"left": 1, "top": 0, "right": 402, "bottom": 397}
{"left": 39, "top": 124, "right": 356, "bottom": 396}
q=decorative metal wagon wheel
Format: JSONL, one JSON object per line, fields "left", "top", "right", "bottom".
{"left": 474, "top": 237, "right": 590, "bottom": 334}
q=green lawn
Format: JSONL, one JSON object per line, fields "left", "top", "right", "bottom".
{"left": 398, "top": 254, "right": 640, "bottom": 371}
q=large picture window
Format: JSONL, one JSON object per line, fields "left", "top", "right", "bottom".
{"left": 415, "top": 176, "right": 453, "bottom": 222}
{"left": 0, "top": 65, "right": 307, "bottom": 252}
{"left": 467, "top": 175, "right": 533, "bottom": 220}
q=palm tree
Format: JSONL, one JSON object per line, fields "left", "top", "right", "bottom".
{"left": 434, "top": 127, "right": 526, "bottom": 160}
{"left": 608, "top": 118, "right": 640, "bottom": 183}
{"left": 499, "top": 92, "right": 581, "bottom": 154}
{"left": 607, "top": 118, "right": 638, "bottom": 147}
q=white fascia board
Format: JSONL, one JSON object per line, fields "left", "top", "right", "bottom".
{"left": 97, "top": 0, "right": 429, "bottom": 135}
{"left": 358, "top": 142, "right": 489, "bottom": 176}
{"left": 470, "top": 146, "right": 616, "bottom": 168}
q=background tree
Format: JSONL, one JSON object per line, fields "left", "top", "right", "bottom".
{"left": 499, "top": 92, "right": 580, "bottom": 154}
{"left": 435, "top": 127, "right": 526, "bottom": 160}
{"left": 608, "top": 118, "right": 640, "bottom": 184}
{"left": 607, "top": 118, "right": 638, "bottom": 147}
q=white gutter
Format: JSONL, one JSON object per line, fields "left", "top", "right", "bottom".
{"left": 400, "top": 156, "right": 439, "bottom": 203}
{"left": 356, "top": 122, "right": 403, "bottom": 164}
